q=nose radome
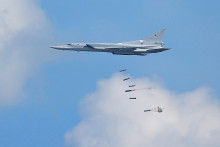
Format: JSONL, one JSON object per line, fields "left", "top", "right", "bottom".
{"left": 50, "top": 45, "right": 67, "bottom": 50}
{"left": 50, "top": 46, "right": 61, "bottom": 49}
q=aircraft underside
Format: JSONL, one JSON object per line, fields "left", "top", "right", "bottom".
{"left": 66, "top": 47, "right": 169, "bottom": 56}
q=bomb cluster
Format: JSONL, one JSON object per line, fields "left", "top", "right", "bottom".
{"left": 120, "top": 69, "right": 164, "bottom": 113}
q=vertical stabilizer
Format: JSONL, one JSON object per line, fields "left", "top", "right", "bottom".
{"left": 121, "top": 29, "right": 166, "bottom": 46}
{"left": 143, "top": 29, "right": 166, "bottom": 46}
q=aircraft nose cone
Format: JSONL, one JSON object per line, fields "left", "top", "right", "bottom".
{"left": 50, "top": 45, "right": 68, "bottom": 50}
{"left": 50, "top": 46, "right": 61, "bottom": 49}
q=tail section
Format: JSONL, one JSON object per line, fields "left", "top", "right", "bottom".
{"left": 122, "top": 29, "right": 166, "bottom": 46}
{"left": 143, "top": 29, "right": 166, "bottom": 45}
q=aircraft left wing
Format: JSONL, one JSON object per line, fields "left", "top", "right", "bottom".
{"left": 86, "top": 43, "right": 138, "bottom": 50}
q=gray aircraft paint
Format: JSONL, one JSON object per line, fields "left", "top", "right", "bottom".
{"left": 51, "top": 29, "right": 171, "bottom": 56}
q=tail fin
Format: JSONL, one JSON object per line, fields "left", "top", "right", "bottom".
{"left": 121, "top": 29, "right": 166, "bottom": 46}
{"left": 143, "top": 29, "right": 166, "bottom": 45}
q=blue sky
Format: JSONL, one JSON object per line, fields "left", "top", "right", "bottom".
{"left": 0, "top": 0, "right": 220, "bottom": 146}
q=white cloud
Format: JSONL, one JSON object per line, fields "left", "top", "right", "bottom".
{"left": 65, "top": 73, "right": 220, "bottom": 147}
{"left": 0, "top": 0, "right": 53, "bottom": 105}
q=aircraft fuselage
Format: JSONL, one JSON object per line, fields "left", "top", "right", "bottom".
{"left": 51, "top": 29, "right": 171, "bottom": 56}
{"left": 51, "top": 43, "right": 170, "bottom": 56}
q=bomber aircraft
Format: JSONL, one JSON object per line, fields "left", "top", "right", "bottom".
{"left": 51, "top": 29, "right": 171, "bottom": 56}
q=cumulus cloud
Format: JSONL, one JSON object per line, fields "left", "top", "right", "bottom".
{"left": 65, "top": 73, "right": 220, "bottom": 147}
{"left": 0, "top": 0, "right": 53, "bottom": 105}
